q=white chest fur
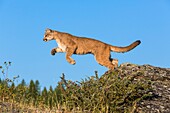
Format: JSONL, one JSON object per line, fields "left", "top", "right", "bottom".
{"left": 56, "top": 40, "right": 66, "bottom": 52}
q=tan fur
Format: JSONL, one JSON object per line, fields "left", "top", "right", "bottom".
{"left": 43, "top": 28, "right": 141, "bottom": 70}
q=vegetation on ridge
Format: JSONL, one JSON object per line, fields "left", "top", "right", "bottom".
{"left": 0, "top": 62, "right": 154, "bottom": 113}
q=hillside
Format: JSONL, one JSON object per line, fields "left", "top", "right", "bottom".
{"left": 0, "top": 63, "right": 170, "bottom": 113}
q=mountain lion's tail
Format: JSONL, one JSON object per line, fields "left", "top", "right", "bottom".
{"left": 110, "top": 40, "right": 141, "bottom": 53}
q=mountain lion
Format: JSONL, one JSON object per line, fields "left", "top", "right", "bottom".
{"left": 43, "top": 28, "right": 141, "bottom": 70}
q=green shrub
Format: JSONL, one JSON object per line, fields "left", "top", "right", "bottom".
{"left": 59, "top": 71, "right": 153, "bottom": 113}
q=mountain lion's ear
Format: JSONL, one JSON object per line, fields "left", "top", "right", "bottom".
{"left": 46, "top": 28, "right": 52, "bottom": 33}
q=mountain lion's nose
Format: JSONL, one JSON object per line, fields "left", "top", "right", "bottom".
{"left": 43, "top": 39, "right": 47, "bottom": 41}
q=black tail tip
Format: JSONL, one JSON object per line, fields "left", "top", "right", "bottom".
{"left": 136, "top": 40, "right": 141, "bottom": 45}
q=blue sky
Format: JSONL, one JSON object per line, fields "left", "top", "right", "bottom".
{"left": 0, "top": 0, "right": 170, "bottom": 88}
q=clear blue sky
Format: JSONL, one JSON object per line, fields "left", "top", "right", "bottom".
{"left": 0, "top": 0, "right": 170, "bottom": 88}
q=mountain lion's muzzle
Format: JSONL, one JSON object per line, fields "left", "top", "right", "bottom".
{"left": 43, "top": 38, "right": 48, "bottom": 42}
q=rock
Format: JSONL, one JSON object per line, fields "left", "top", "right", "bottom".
{"left": 117, "top": 63, "right": 170, "bottom": 113}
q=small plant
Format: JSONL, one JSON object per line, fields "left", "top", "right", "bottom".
{"left": 0, "top": 61, "right": 11, "bottom": 80}
{"left": 0, "top": 61, "right": 19, "bottom": 83}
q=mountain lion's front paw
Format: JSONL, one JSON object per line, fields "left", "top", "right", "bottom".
{"left": 67, "top": 59, "right": 76, "bottom": 65}
{"left": 70, "top": 60, "right": 76, "bottom": 65}
{"left": 51, "top": 49, "right": 56, "bottom": 55}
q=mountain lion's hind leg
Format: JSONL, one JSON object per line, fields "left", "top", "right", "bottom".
{"left": 94, "top": 51, "right": 116, "bottom": 70}
{"left": 65, "top": 47, "right": 76, "bottom": 65}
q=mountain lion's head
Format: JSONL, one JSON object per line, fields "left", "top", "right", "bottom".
{"left": 43, "top": 28, "right": 55, "bottom": 42}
